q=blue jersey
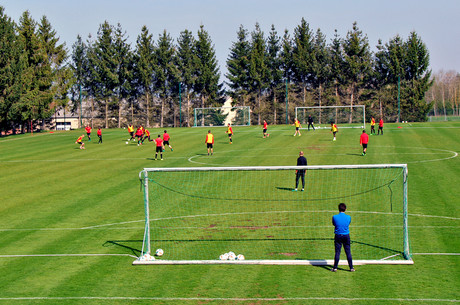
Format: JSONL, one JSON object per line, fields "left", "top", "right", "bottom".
{"left": 332, "top": 212, "right": 351, "bottom": 235}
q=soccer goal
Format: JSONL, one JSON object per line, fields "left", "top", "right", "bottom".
{"left": 193, "top": 106, "right": 251, "bottom": 127}
{"left": 134, "top": 164, "right": 411, "bottom": 265}
{"left": 133, "top": 164, "right": 413, "bottom": 265}
{"left": 295, "top": 105, "right": 366, "bottom": 129}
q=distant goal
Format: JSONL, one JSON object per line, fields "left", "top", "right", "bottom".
{"left": 193, "top": 106, "right": 251, "bottom": 127}
{"left": 296, "top": 105, "right": 366, "bottom": 129}
{"left": 134, "top": 164, "right": 412, "bottom": 266}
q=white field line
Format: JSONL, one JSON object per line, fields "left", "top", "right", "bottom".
{"left": 412, "top": 253, "right": 460, "bottom": 256}
{"left": 0, "top": 253, "right": 137, "bottom": 259}
{"left": 0, "top": 297, "right": 457, "bottom": 302}
{"left": 0, "top": 210, "right": 457, "bottom": 232}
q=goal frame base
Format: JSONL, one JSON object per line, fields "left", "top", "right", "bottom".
{"left": 133, "top": 259, "right": 414, "bottom": 266}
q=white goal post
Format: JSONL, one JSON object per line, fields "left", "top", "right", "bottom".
{"left": 134, "top": 164, "right": 411, "bottom": 266}
{"left": 193, "top": 106, "right": 251, "bottom": 127}
{"left": 295, "top": 105, "right": 366, "bottom": 129}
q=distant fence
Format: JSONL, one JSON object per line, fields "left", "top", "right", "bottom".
{"left": 427, "top": 115, "right": 460, "bottom": 122}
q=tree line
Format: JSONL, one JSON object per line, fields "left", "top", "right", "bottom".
{"left": 0, "top": 8, "right": 437, "bottom": 133}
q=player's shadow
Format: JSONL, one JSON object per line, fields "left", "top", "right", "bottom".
{"left": 103, "top": 240, "right": 142, "bottom": 257}
{"left": 346, "top": 153, "right": 363, "bottom": 156}
{"left": 276, "top": 187, "right": 295, "bottom": 191}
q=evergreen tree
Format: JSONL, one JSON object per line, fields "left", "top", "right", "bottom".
{"left": 176, "top": 29, "right": 197, "bottom": 126}
{"left": 248, "top": 22, "right": 268, "bottom": 125}
{"left": 342, "top": 22, "right": 372, "bottom": 123}
{"left": 311, "top": 28, "right": 329, "bottom": 108}
{"left": 0, "top": 7, "right": 20, "bottom": 133}
{"left": 291, "top": 18, "right": 314, "bottom": 103}
{"left": 280, "top": 29, "right": 293, "bottom": 123}
{"left": 266, "top": 24, "right": 283, "bottom": 123}
{"left": 70, "top": 35, "right": 88, "bottom": 127}
{"left": 194, "top": 25, "right": 221, "bottom": 112}
{"left": 154, "top": 30, "right": 179, "bottom": 127}
{"left": 134, "top": 25, "right": 155, "bottom": 127}
{"left": 226, "top": 25, "right": 251, "bottom": 106}
{"left": 329, "top": 29, "right": 345, "bottom": 110}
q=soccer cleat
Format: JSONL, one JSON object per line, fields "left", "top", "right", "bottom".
{"left": 292, "top": 189, "right": 297, "bottom": 192}
{"left": 350, "top": 268, "right": 355, "bottom": 272}
{"left": 362, "top": 153, "right": 365, "bottom": 156}
{"left": 171, "top": 148, "right": 173, "bottom": 151}
{"left": 331, "top": 268, "right": 337, "bottom": 272}
{"left": 161, "top": 158, "right": 163, "bottom": 160}
{"left": 301, "top": 189, "right": 304, "bottom": 191}
{"left": 333, "top": 138, "right": 336, "bottom": 141}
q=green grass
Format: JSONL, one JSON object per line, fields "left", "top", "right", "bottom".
{"left": 0, "top": 122, "right": 459, "bottom": 304}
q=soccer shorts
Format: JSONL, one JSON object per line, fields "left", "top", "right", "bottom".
{"left": 207, "top": 143, "right": 213, "bottom": 148}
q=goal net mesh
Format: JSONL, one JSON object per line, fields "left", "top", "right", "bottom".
{"left": 296, "top": 106, "right": 366, "bottom": 128}
{"left": 137, "top": 165, "right": 410, "bottom": 264}
{"left": 193, "top": 106, "right": 250, "bottom": 127}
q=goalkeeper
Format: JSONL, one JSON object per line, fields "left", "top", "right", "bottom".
{"left": 293, "top": 151, "right": 307, "bottom": 191}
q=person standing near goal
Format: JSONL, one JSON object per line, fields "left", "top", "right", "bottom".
{"left": 226, "top": 123, "right": 233, "bottom": 144}
{"left": 293, "top": 151, "right": 307, "bottom": 191}
{"left": 154, "top": 134, "right": 164, "bottom": 160}
{"left": 378, "top": 118, "right": 384, "bottom": 135}
{"left": 331, "top": 203, "right": 355, "bottom": 272}
{"left": 163, "top": 130, "right": 173, "bottom": 151}
{"left": 205, "top": 130, "right": 214, "bottom": 156}
{"left": 330, "top": 122, "right": 338, "bottom": 141}
{"left": 263, "top": 120, "right": 270, "bottom": 138}
{"left": 360, "top": 130, "right": 369, "bottom": 156}
{"left": 293, "top": 118, "right": 301, "bottom": 136}
{"left": 307, "top": 115, "right": 315, "bottom": 131}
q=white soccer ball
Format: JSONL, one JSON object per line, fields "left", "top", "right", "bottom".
{"left": 155, "top": 249, "right": 164, "bottom": 257}
{"left": 219, "top": 253, "right": 229, "bottom": 260}
{"left": 141, "top": 253, "right": 154, "bottom": 261}
{"left": 237, "top": 254, "right": 245, "bottom": 261}
{"left": 125, "top": 141, "right": 129, "bottom": 144}
{"left": 228, "top": 252, "right": 236, "bottom": 260}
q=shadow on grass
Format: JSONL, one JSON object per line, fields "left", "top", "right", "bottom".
{"left": 103, "top": 240, "right": 142, "bottom": 257}
{"left": 275, "top": 187, "right": 295, "bottom": 191}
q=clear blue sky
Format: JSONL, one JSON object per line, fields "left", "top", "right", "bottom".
{"left": 2, "top": 0, "right": 459, "bottom": 82}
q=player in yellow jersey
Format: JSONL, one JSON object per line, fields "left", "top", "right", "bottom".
{"left": 76, "top": 134, "right": 85, "bottom": 149}
{"left": 293, "top": 118, "right": 301, "bottom": 136}
{"left": 330, "top": 122, "right": 338, "bottom": 141}
{"left": 226, "top": 123, "right": 233, "bottom": 144}
{"left": 205, "top": 130, "right": 214, "bottom": 156}
{"left": 127, "top": 124, "right": 135, "bottom": 141}
{"left": 370, "top": 117, "right": 376, "bottom": 135}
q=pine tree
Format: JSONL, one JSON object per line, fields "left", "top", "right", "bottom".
{"left": 266, "top": 24, "right": 283, "bottom": 124}
{"left": 71, "top": 35, "right": 88, "bottom": 127}
{"left": 329, "top": 29, "right": 345, "bottom": 111}
{"left": 194, "top": 25, "right": 221, "bottom": 113}
{"left": 176, "top": 29, "right": 197, "bottom": 126}
{"left": 226, "top": 25, "right": 251, "bottom": 106}
{"left": 311, "top": 28, "right": 329, "bottom": 108}
{"left": 342, "top": 22, "right": 372, "bottom": 123}
{"left": 134, "top": 25, "right": 155, "bottom": 127}
{"left": 248, "top": 22, "right": 268, "bottom": 125}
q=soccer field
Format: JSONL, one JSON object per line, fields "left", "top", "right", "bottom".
{"left": 0, "top": 122, "right": 459, "bottom": 304}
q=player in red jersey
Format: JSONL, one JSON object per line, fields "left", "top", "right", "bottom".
{"left": 97, "top": 127, "right": 102, "bottom": 144}
{"left": 360, "top": 130, "right": 369, "bottom": 156}
{"left": 263, "top": 120, "right": 270, "bottom": 138}
{"left": 154, "top": 134, "right": 165, "bottom": 160}
{"left": 163, "top": 130, "right": 173, "bottom": 151}
{"left": 378, "top": 118, "right": 384, "bottom": 135}
{"left": 76, "top": 134, "right": 85, "bottom": 149}
{"left": 135, "top": 126, "right": 144, "bottom": 146}
{"left": 85, "top": 125, "right": 92, "bottom": 141}
{"left": 142, "top": 129, "right": 152, "bottom": 143}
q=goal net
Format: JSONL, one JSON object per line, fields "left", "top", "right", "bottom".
{"left": 296, "top": 105, "right": 366, "bottom": 129}
{"left": 134, "top": 164, "right": 411, "bottom": 265}
{"left": 193, "top": 106, "right": 251, "bottom": 127}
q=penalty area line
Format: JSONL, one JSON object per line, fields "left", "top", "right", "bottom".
{"left": 0, "top": 253, "right": 138, "bottom": 259}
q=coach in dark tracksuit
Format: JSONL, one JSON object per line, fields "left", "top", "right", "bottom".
{"left": 331, "top": 203, "right": 355, "bottom": 272}
{"left": 293, "top": 151, "right": 307, "bottom": 191}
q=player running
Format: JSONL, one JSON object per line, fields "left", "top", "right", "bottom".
{"left": 76, "top": 134, "right": 85, "bottom": 149}
{"left": 293, "top": 118, "right": 301, "bottom": 136}
{"left": 154, "top": 134, "right": 165, "bottom": 160}
{"left": 205, "top": 130, "right": 214, "bottom": 156}
{"left": 330, "top": 122, "right": 338, "bottom": 141}
{"left": 142, "top": 129, "right": 152, "bottom": 143}
{"left": 85, "top": 125, "right": 92, "bottom": 141}
{"left": 97, "top": 127, "right": 102, "bottom": 144}
{"left": 128, "top": 124, "right": 135, "bottom": 141}
{"left": 263, "top": 120, "right": 270, "bottom": 138}
{"left": 135, "top": 126, "right": 144, "bottom": 146}
{"left": 360, "top": 130, "right": 369, "bottom": 156}
{"left": 163, "top": 130, "right": 173, "bottom": 151}
{"left": 226, "top": 123, "right": 233, "bottom": 144}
